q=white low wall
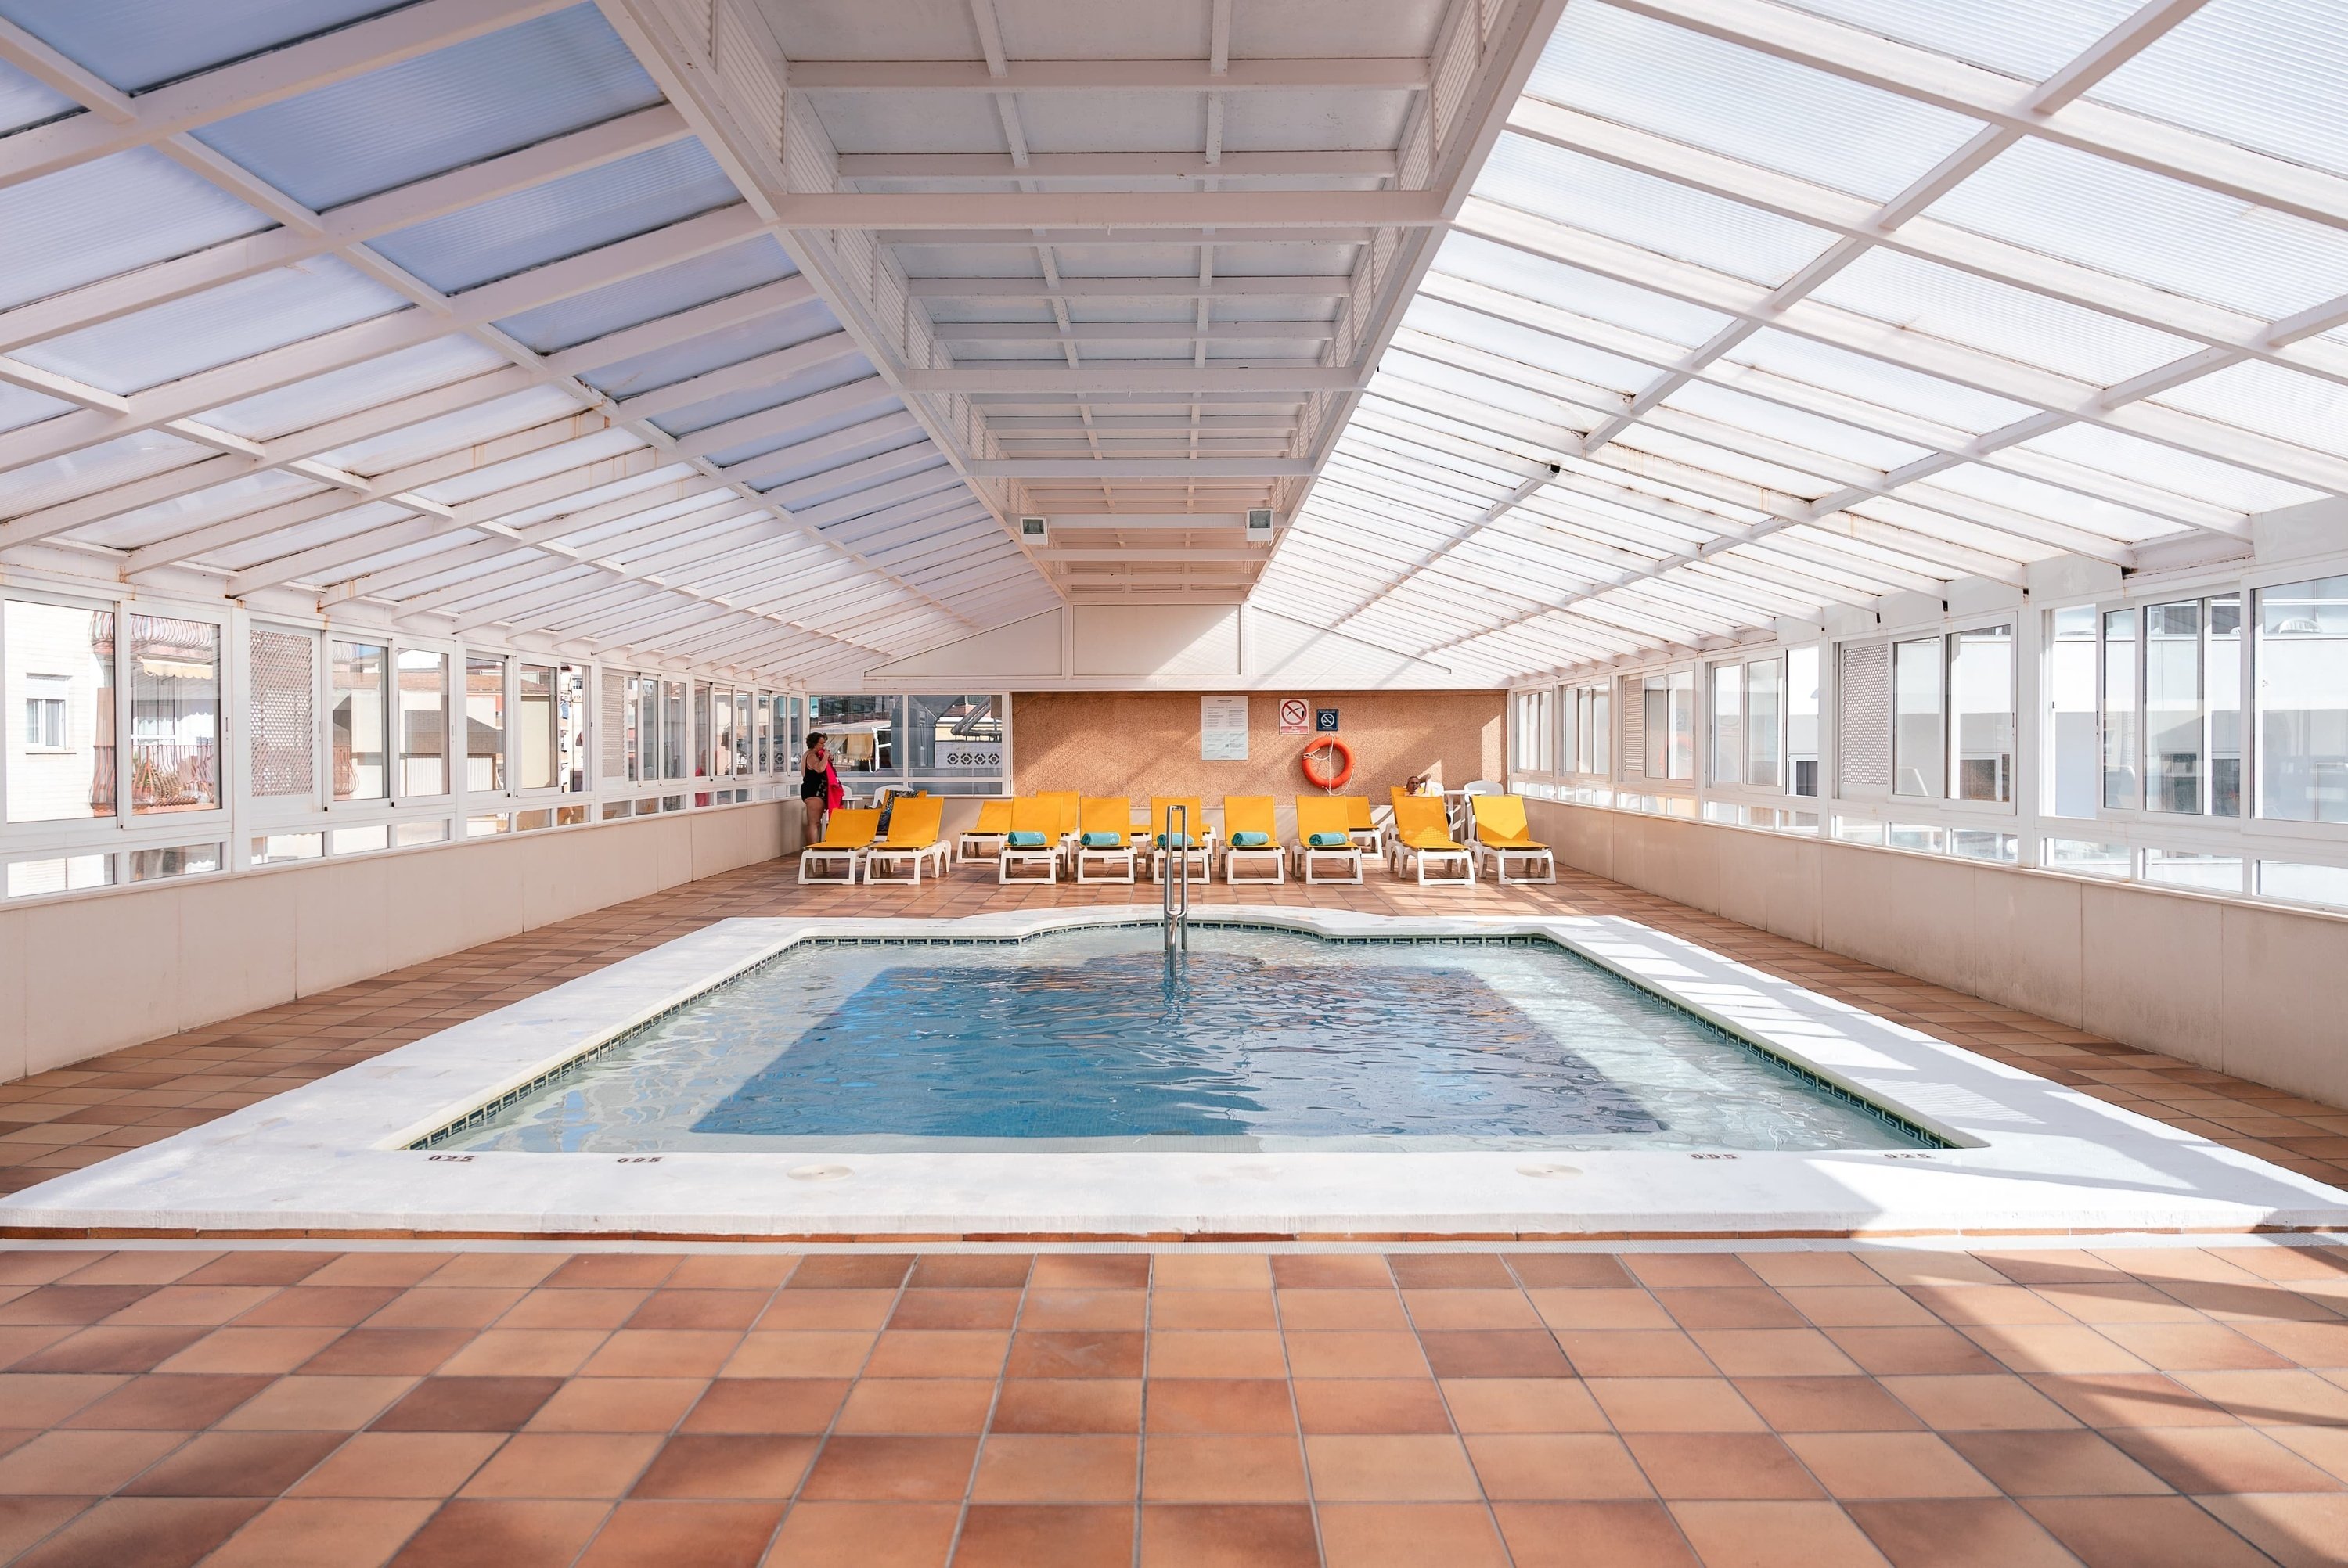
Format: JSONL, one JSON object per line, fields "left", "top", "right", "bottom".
{"left": 0, "top": 801, "right": 793, "bottom": 1084}
{"left": 1525, "top": 799, "right": 2348, "bottom": 1110}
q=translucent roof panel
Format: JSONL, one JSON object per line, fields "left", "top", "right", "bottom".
{"left": 1724, "top": 330, "right": 2037, "bottom": 435}
{"left": 200, "top": 337, "right": 511, "bottom": 441}
{"left": 189, "top": 6, "right": 662, "bottom": 210}
{"left": 1478, "top": 135, "right": 1838, "bottom": 287}
{"left": 2091, "top": 0, "right": 2348, "bottom": 181}
{"left": 1527, "top": 2, "right": 1987, "bottom": 201}
{"left": 2146, "top": 358, "right": 2348, "bottom": 459}
{"left": 1925, "top": 135, "right": 2348, "bottom": 322}
{"left": 371, "top": 139, "right": 740, "bottom": 295}
{"left": 1428, "top": 231, "right": 1733, "bottom": 347}
{"left": 0, "top": 149, "right": 272, "bottom": 312}
{"left": 1773, "top": 0, "right": 2141, "bottom": 81}
{"left": 0, "top": 57, "right": 75, "bottom": 134}
{"left": 0, "top": 0, "right": 409, "bottom": 93}
{"left": 13, "top": 258, "right": 409, "bottom": 395}
{"left": 495, "top": 238, "right": 801, "bottom": 354}
{"left": 2014, "top": 422, "right": 2324, "bottom": 513}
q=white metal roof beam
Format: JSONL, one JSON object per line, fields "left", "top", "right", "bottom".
{"left": 772, "top": 191, "right": 1442, "bottom": 228}
{"left": 837, "top": 151, "right": 1399, "bottom": 180}
{"left": 906, "top": 367, "right": 1362, "bottom": 394}
{"left": 788, "top": 58, "right": 1431, "bottom": 92}
{"left": 903, "top": 277, "right": 1352, "bottom": 300}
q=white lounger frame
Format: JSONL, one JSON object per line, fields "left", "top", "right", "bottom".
{"left": 797, "top": 846, "right": 863, "bottom": 884}
{"left": 1075, "top": 840, "right": 1137, "bottom": 883}
{"left": 865, "top": 840, "right": 953, "bottom": 886}
{"left": 1475, "top": 841, "right": 1555, "bottom": 885}
{"left": 997, "top": 843, "right": 1063, "bottom": 883}
{"left": 1392, "top": 840, "right": 1475, "bottom": 885}
{"left": 1223, "top": 841, "right": 1285, "bottom": 885}
{"left": 1299, "top": 840, "right": 1363, "bottom": 884}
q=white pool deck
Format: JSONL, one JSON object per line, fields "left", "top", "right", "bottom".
{"left": 5, "top": 909, "right": 2344, "bottom": 1241}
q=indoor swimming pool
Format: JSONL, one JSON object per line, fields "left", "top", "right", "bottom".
{"left": 431, "top": 925, "right": 1930, "bottom": 1153}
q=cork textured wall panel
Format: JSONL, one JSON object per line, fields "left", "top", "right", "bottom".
{"left": 1011, "top": 690, "right": 1504, "bottom": 804}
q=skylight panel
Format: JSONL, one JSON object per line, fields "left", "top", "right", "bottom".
{"left": 1658, "top": 379, "right": 1934, "bottom": 472}
{"left": 582, "top": 312, "right": 843, "bottom": 401}
{"left": 188, "top": 7, "right": 661, "bottom": 209}
{"left": 650, "top": 352, "right": 878, "bottom": 439}
{"left": 1773, "top": 0, "right": 2141, "bottom": 81}
{"left": 1431, "top": 232, "right": 1732, "bottom": 347}
{"left": 2014, "top": 421, "right": 2321, "bottom": 512}
{"left": 1805, "top": 246, "right": 2204, "bottom": 387}
{"left": 0, "top": 56, "right": 74, "bottom": 133}
{"left": 2091, "top": 0, "right": 2348, "bottom": 182}
{"left": 1526, "top": 1, "right": 1987, "bottom": 201}
{"left": 0, "top": 428, "right": 202, "bottom": 515}
{"left": 1402, "top": 298, "right": 1658, "bottom": 397}
{"left": 200, "top": 337, "right": 509, "bottom": 441}
{"left": 370, "top": 139, "right": 742, "bottom": 296}
{"left": 11, "top": 257, "right": 409, "bottom": 395}
{"left": 60, "top": 468, "right": 323, "bottom": 552}
{"left": 2145, "top": 358, "right": 2348, "bottom": 459}
{"left": 1915, "top": 461, "right": 2185, "bottom": 545}
{"left": 495, "top": 239, "right": 803, "bottom": 354}
{"left": 1727, "top": 329, "right": 2037, "bottom": 435}
{"left": 1612, "top": 426, "right": 1838, "bottom": 503}
{"left": 0, "top": 149, "right": 273, "bottom": 312}
{"left": 0, "top": 382, "right": 73, "bottom": 437}
{"left": 1478, "top": 134, "right": 1838, "bottom": 288}
{"left": 1925, "top": 135, "right": 2348, "bottom": 322}
{"left": 312, "top": 387, "right": 588, "bottom": 475}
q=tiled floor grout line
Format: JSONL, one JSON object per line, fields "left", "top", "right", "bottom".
{"left": 1401, "top": 1261, "right": 1527, "bottom": 1568}
{"left": 1265, "top": 1266, "right": 1331, "bottom": 1568}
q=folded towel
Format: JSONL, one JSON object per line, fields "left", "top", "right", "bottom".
{"left": 1007, "top": 830, "right": 1047, "bottom": 848}
{"left": 1230, "top": 831, "right": 1269, "bottom": 848}
{"left": 1154, "top": 832, "right": 1194, "bottom": 850}
{"left": 1307, "top": 831, "right": 1350, "bottom": 848}
{"left": 1080, "top": 831, "right": 1123, "bottom": 847}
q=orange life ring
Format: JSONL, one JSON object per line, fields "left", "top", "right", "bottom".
{"left": 1299, "top": 736, "right": 1354, "bottom": 789}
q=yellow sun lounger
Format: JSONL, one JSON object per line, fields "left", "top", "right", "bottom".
{"left": 1147, "top": 796, "right": 1212, "bottom": 883}
{"left": 1221, "top": 796, "right": 1284, "bottom": 884}
{"left": 1389, "top": 795, "right": 1474, "bottom": 885}
{"left": 958, "top": 798, "right": 1014, "bottom": 861}
{"left": 1293, "top": 795, "right": 1363, "bottom": 885}
{"left": 1471, "top": 794, "right": 1556, "bottom": 884}
{"left": 798, "top": 807, "right": 881, "bottom": 884}
{"left": 1342, "top": 793, "right": 1385, "bottom": 857}
{"left": 998, "top": 797, "right": 1065, "bottom": 884}
{"left": 1035, "top": 789, "right": 1081, "bottom": 845}
{"left": 864, "top": 797, "right": 950, "bottom": 886}
{"left": 1075, "top": 796, "right": 1137, "bottom": 883}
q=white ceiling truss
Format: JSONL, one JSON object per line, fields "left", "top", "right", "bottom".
{"left": 0, "top": 0, "right": 2343, "bottom": 685}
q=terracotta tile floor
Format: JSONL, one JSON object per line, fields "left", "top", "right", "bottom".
{"left": 4, "top": 855, "right": 2346, "bottom": 1199}
{"left": 2, "top": 856, "right": 2348, "bottom": 1561}
{"left": 0, "top": 1241, "right": 2346, "bottom": 1566}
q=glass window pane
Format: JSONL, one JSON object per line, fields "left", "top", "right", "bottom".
{"left": 1644, "top": 675, "right": 1669, "bottom": 779}
{"left": 2142, "top": 848, "right": 2242, "bottom": 891}
{"left": 6, "top": 602, "right": 115, "bottom": 823}
{"left": 694, "top": 682, "right": 715, "bottom": 779}
{"left": 1590, "top": 686, "right": 1610, "bottom": 775}
{"left": 558, "top": 664, "right": 588, "bottom": 793}
{"left": 1786, "top": 647, "right": 1818, "bottom": 797}
{"left": 2047, "top": 606, "right": 2098, "bottom": 818}
{"left": 1746, "top": 656, "right": 1782, "bottom": 789}
{"left": 812, "top": 694, "right": 899, "bottom": 774}
{"left": 128, "top": 615, "right": 218, "bottom": 815}
{"left": 397, "top": 649, "right": 447, "bottom": 797}
{"left": 1950, "top": 624, "right": 2012, "bottom": 804}
{"left": 1892, "top": 635, "right": 1945, "bottom": 797}
{"left": 5, "top": 853, "right": 113, "bottom": 896}
{"left": 517, "top": 664, "right": 557, "bottom": 791}
{"left": 466, "top": 656, "right": 505, "bottom": 793}
{"left": 330, "top": 640, "right": 387, "bottom": 802}
{"left": 1709, "top": 663, "right": 1743, "bottom": 786}
{"left": 2211, "top": 595, "right": 2241, "bottom": 819}
{"left": 2145, "top": 600, "right": 2202, "bottom": 815}
{"left": 2102, "top": 609, "right": 2137, "bottom": 809}
{"left": 2045, "top": 837, "right": 2129, "bottom": 877}
{"left": 128, "top": 842, "right": 221, "bottom": 881}
{"left": 2260, "top": 860, "right": 2348, "bottom": 912}
{"left": 756, "top": 693, "right": 772, "bottom": 774}
{"left": 623, "top": 676, "right": 643, "bottom": 784}
{"left": 662, "top": 681, "right": 686, "bottom": 779}
{"left": 734, "top": 689, "right": 754, "bottom": 777}
{"left": 1667, "top": 670, "right": 1694, "bottom": 780}
{"left": 2256, "top": 577, "right": 2348, "bottom": 822}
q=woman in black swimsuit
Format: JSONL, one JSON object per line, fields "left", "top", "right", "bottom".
{"left": 800, "top": 732, "right": 834, "bottom": 845}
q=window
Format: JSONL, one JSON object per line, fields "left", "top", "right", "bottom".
{"left": 1511, "top": 689, "right": 1553, "bottom": 773}
{"left": 661, "top": 681, "right": 686, "bottom": 779}
{"left": 694, "top": 682, "right": 715, "bottom": 779}
{"left": 733, "top": 689, "right": 753, "bottom": 778}
{"left": 623, "top": 676, "right": 646, "bottom": 783}
{"left": 1949, "top": 624, "right": 2013, "bottom": 804}
{"left": 1746, "top": 656, "right": 1782, "bottom": 789}
{"left": 2047, "top": 607, "right": 2098, "bottom": 818}
{"left": 128, "top": 616, "right": 219, "bottom": 815}
{"left": 1641, "top": 671, "right": 1692, "bottom": 780}
{"left": 517, "top": 664, "right": 559, "bottom": 790}
{"left": 2101, "top": 609, "right": 2137, "bottom": 810}
{"left": 756, "top": 693, "right": 773, "bottom": 774}
{"left": 1586, "top": 685, "right": 1609, "bottom": 776}
{"left": 5, "top": 602, "right": 113, "bottom": 823}
{"left": 466, "top": 656, "right": 506, "bottom": 792}
{"left": 1707, "top": 664, "right": 1742, "bottom": 786}
{"left": 560, "top": 664, "right": 589, "bottom": 793}
{"left": 1892, "top": 637, "right": 1943, "bottom": 798}
{"left": 398, "top": 649, "right": 448, "bottom": 797}
{"left": 2256, "top": 574, "right": 2347, "bottom": 824}
{"left": 1786, "top": 647, "right": 1818, "bottom": 797}
{"left": 22, "top": 676, "right": 64, "bottom": 750}
{"left": 707, "top": 684, "right": 733, "bottom": 778}
{"left": 812, "top": 695, "right": 897, "bottom": 773}
{"left": 330, "top": 641, "right": 387, "bottom": 802}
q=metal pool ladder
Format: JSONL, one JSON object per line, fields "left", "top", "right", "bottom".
{"left": 1162, "top": 803, "right": 1190, "bottom": 951}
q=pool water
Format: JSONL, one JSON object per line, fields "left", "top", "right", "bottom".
{"left": 440, "top": 926, "right": 1925, "bottom": 1153}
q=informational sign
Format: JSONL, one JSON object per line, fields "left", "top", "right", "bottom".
{"left": 935, "top": 743, "right": 1003, "bottom": 770}
{"left": 1277, "top": 697, "right": 1310, "bottom": 735}
{"left": 1316, "top": 707, "right": 1341, "bottom": 732}
{"left": 1201, "top": 695, "right": 1250, "bottom": 761}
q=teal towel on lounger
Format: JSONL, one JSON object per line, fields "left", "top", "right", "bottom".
{"left": 1230, "top": 831, "right": 1269, "bottom": 848}
{"left": 1007, "top": 830, "right": 1047, "bottom": 847}
{"left": 1308, "top": 831, "right": 1350, "bottom": 848}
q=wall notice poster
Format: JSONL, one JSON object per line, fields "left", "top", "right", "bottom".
{"left": 1201, "top": 695, "right": 1250, "bottom": 761}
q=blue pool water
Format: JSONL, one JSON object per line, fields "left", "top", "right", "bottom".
{"left": 442, "top": 926, "right": 1924, "bottom": 1153}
